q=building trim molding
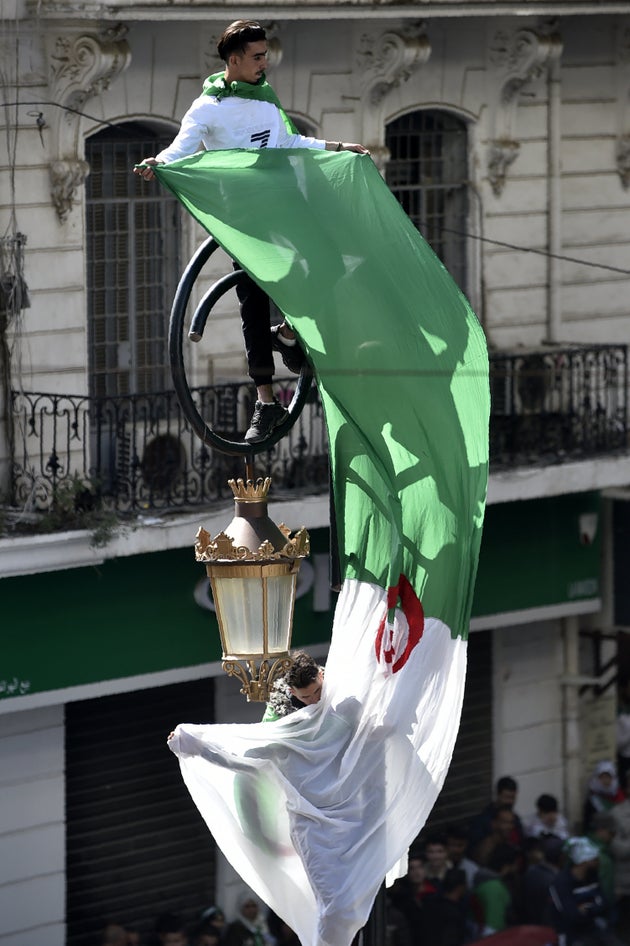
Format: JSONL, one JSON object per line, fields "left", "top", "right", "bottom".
{"left": 470, "top": 596, "right": 601, "bottom": 632}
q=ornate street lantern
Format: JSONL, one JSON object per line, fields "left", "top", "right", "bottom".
{"left": 195, "top": 476, "right": 310, "bottom": 701}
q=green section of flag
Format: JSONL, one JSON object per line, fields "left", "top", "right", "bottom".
{"left": 157, "top": 148, "right": 489, "bottom": 638}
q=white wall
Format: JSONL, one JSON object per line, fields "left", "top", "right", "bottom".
{"left": 492, "top": 620, "right": 566, "bottom": 821}
{"left": 0, "top": 705, "right": 65, "bottom": 946}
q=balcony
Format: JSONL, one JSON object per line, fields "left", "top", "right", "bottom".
{"left": 5, "top": 343, "right": 628, "bottom": 529}
{"left": 490, "top": 343, "right": 628, "bottom": 469}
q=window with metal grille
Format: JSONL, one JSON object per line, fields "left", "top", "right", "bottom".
{"left": 86, "top": 124, "right": 182, "bottom": 397}
{"left": 385, "top": 110, "right": 469, "bottom": 293}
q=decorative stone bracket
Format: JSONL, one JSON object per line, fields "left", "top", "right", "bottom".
{"left": 357, "top": 25, "right": 431, "bottom": 170}
{"left": 486, "top": 26, "right": 562, "bottom": 196}
{"left": 47, "top": 24, "right": 131, "bottom": 222}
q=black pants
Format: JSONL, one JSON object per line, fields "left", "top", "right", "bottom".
{"left": 233, "top": 264, "right": 274, "bottom": 387}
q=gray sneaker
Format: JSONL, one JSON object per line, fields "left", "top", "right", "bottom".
{"left": 245, "top": 398, "right": 289, "bottom": 443}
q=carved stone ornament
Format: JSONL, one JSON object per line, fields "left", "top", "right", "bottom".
{"left": 358, "top": 26, "right": 431, "bottom": 107}
{"left": 47, "top": 25, "right": 131, "bottom": 222}
{"left": 487, "top": 138, "right": 520, "bottom": 197}
{"left": 356, "top": 24, "right": 431, "bottom": 171}
{"left": 50, "top": 24, "right": 131, "bottom": 116}
{"left": 50, "top": 158, "right": 90, "bottom": 223}
{"left": 616, "top": 134, "right": 630, "bottom": 189}
{"left": 487, "top": 27, "right": 562, "bottom": 195}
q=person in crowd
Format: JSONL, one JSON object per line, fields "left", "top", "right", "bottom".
{"left": 101, "top": 924, "right": 129, "bottom": 946}
{"left": 421, "top": 868, "right": 468, "bottom": 946}
{"left": 471, "top": 843, "right": 521, "bottom": 937}
{"left": 583, "top": 761, "right": 624, "bottom": 833}
{"left": 469, "top": 776, "right": 525, "bottom": 852}
{"left": 616, "top": 678, "right": 630, "bottom": 789}
{"left": 266, "top": 909, "right": 300, "bottom": 946}
{"left": 588, "top": 811, "right": 616, "bottom": 909}
{"left": 190, "top": 923, "right": 221, "bottom": 946}
{"left": 197, "top": 907, "right": 226, "bottom": 939}
{"left": 548, "top": 836, "right": 623, "bottom": 946}
{"left": 262, "top": 651, "right": 324, "bottom": 721}
{"left": 472, "top": 804, "right": 522, "bottom": 868}
{"left": 153, "top": 913, "right": 189, "bottom": 946}
{"left": 126, "top": 926, "right": 141, "bottom": 946}
{"left": 611, "top": 771, "right": 630, "bottom": 939}
{"left": 389, "top": 850, "right": 438, "bottom": 946}
{"left": 134, "top": 19, "right": 368, "bottom": 444}
{"left": 524, "top": 792, "right": 570, "bottom": 842}
{"left": 224, "top": 890, "right": 274, "bottom": 946}
{"left": 423, "top": 832, "right": 453, "bottom": 891}
{"left": 384, "top": 891, "right": 414, "bottom": 946}
{"left": 522, "top": 836, "right": 563, "bottom": 925}
{"left": 446, "top": 824, "right": 479, "bottom": 889}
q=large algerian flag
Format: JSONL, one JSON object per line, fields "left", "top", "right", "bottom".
{"left": 159, "top": 149, "right": 489, "bottom": 946}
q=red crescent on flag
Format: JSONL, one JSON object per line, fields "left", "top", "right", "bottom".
{"left": 374, "top": 573, "right": 425, "bottom": 672}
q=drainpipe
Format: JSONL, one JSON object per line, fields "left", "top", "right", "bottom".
{"left": 562, "top": 615, "right": 582, "bottom": 830}
{"left": 546, "top": 42, "right": 563, "bottom": 343}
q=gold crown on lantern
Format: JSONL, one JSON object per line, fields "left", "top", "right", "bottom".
{"left": 228, "top": 477, "right": 271, "bottom": 501}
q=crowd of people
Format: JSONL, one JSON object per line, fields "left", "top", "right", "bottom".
{"left": 100, "top": 766, "right": 630, "bottom": 946}
{"left": 100, "top": 891, "right": 291, "bottom": 946}
{"left": 386, "top": 769, "right": 630, "bottom": 946}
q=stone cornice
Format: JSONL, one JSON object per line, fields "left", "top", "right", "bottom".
{"left": 24, "top": 0, "right": 630, "bottom": 22}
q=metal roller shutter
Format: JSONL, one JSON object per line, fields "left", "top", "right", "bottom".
{"left": 66, "top": 678, "right": 217, "bottom": 945}
{"left": 421, "top": 629, "right": 493, "bottom": 834}
{"left": 614, "top": 499, "right": 630, "bottom": 628}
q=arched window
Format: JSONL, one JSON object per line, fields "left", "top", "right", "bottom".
{"left": 386, "top": 109, "right": 469, "bottom": 293}
{"left": 85, "top": 123, "right": 182, "bottom": 397}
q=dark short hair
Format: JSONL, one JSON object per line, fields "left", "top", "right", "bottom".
{"left": 217, "top": 20, "right": 266, "bottom": 61}
{"left": 488, "top": 843, "right": 519, "bottom": 872}
{"left": 541, "top": 836, "right": 565, "bottom": 866}
{"left": 285, "top": 651, "right": 320, "bottom": 689}
{"left": 424, "top": 832, "right": 448, "bottom": 849}
{"left": 446, "top": 824, "right": 469, "bottom": 842}
{"left": 442, "top": 868, "right": 467, "bottom": 894}
{"left": 536, "top": 793, "right": 558, "bottom": 813}
{"left": 155, "top": 913, "right": 184, "bottom": 934}
{"left": 496, "top": 776, "right": 518, "bottom": 794}
{"left": 408, "top": 850, "right": 427, "bottom": 866}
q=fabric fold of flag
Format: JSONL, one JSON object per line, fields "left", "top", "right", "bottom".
{"left": 158, "top": 148, "right": 489, "bottom": 946}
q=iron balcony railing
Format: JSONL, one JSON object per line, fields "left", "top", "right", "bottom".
{"left": 8, "top": 343, "right": 628, "bottom": 516}
{"left": 489, "top": 343, "right": 628, "bottom": 469}
{"left": 10, "top": 379, "right": 329, "bottom": 516}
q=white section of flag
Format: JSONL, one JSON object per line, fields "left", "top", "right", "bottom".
{"left": 169, "top": 578, "right": 467, "bottom": 946}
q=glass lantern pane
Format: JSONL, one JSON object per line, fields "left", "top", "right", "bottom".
{"left": 266, "top": 574, "right": 296, "bottom": 653}
{"left": 213, "top": 577, "right": 263, "bottom": 655}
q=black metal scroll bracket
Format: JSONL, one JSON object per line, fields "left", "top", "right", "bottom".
{"left": 168, "top": 235, "right": 313, "bottom": 457}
